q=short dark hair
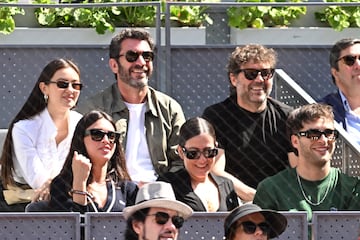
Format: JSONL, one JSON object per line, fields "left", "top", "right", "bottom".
{"left": 329, "top": 38, "right": 360, "bottom": 84}
{"left": 286, "top": 103, "right": 334, "bottom": 156}
{"left": 109, "top": 28, "right": 155, "bottom": 59}
{"left": 124, "top": 208, "right": 150, "bottom": 240}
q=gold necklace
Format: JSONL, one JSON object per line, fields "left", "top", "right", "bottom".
{"left": 296, "top": 170, "right": 332, "bottom": 206}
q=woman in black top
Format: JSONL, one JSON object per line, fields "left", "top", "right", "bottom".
{"left": 49, "top": 110, "right": 137, "bottom": 213}
{"left": 158, "top": 117, "right": 239, "bottom": 212}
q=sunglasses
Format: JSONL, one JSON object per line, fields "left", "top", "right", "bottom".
{"left": 48, "top": 80, "right": 83, "bottom": 91}
{"left": 296, "top": 129, "right": 339, "bottom": 141}
{"left": 337, "top": 55, "right": 360, "bottom": 66}
{"left": 182, "top": 147, "right": 218, "bottom": 160}
{"left": 84, "top": 129, "right": 120, "bottom": 143}
{"left": 118, "top": 50, "right": 154, "bottom": 63}
{"left": 237, "top": 221, "right": 271, "bottom": 235}
{"left": 147, "top": 212, "right": 184, "bottom": 229}
{"left": 235, "top": 68, "right": 275, "bottom": 81}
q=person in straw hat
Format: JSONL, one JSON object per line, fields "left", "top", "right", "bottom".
{"left": 123, "top": 181, "right": 193, "bottom": 240}
{"left": 224, "top": 203, "right": 287, "bottom": 240}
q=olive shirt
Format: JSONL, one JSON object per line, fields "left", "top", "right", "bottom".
{"left": 76, "top": 83, "right": 185, "bottom": 176}
{"left": 253, "top": 167, "right": 360, "bottom": 222}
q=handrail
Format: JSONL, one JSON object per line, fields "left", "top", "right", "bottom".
{"left": 275, "top": 69, "right": 360, "bottom": 175}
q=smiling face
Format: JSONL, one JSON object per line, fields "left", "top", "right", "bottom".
{"left": 39, "top": 66, "right": 81, "bottom": 111}
{"left": 229, "top": 61, "right": 273, "bottom": 112}
{"left": 133, "top": 207, "right": 180, "bottom": 240}
{"left": 291, "top": 117, "right": 336, "bottom": 168}
{"left": 178, "top": 133, "right": 217, "bottom": 182}
{"left": 84, "top": 118, "right": 117, "bottom": 166}
{"left": 109, "top": 38, "right": 153, "bottom": 90}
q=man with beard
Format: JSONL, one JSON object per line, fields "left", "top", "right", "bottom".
{"left": 254, "top": 103, "right": 360, "bottom": 222}
{"left": 202, "top": 44, "right": 296, "bottom": 202}
{"left": 77, "top": 29, "right": 185, "bottom": 186}
{"left": 123, "top": 181, "right": 193, "bottom": 240}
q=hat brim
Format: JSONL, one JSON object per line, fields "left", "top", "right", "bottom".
{"left": 123, "top": 199, "right": 193, "bottom": 220}
{"left": 224, "top": 205, "right": 287, "bottom": 238}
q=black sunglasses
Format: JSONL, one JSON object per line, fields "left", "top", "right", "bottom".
{"left": 237, "top": 221, "right": 271, "bottom": 235}
{"left": 296, "top": 129, "right": 339, "bottom": 141}
{"left": 147, "top": 212, "right": 184, "bottom": 229}
{"left": 118, "top": 50, "right": 154, "bottom": 63}
{"left": 337, "top": 55, "right": 360, "bottom": 67}
{"left": 182, "top": 147, "right": 218, "bottom": 160}
{"left": 84, "top": 129, "right": 120, "bottom": 143}
{"left": 48, "top": 80, "right": 83, "bottom": 90}
{"left": 235, "top": 68, "right": 275, "bottom": 81}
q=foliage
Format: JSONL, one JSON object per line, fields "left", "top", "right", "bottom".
{"left": 33, "top": 0, "right": 212, "bottom": 34}
{"left": 227, "top": 0, "right": 306, "bottom": 29}
{"left": 167, "top": 1, "right": 213, "bottom": 27}
{"left": 0, "top": 0, "right": 25, "bottom": 35}
{"left": 314, "top": 0, "right": 360, "bottom": 31}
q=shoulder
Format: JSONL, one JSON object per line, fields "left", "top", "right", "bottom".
{"left": 70, "top": 110, "right": 83, "bottom": 121}
{"left": 320, "top": 92, "right": 342, "bottom": 108}
{"left": 148, "top": 87, "right": 182, "bottom": 107}
{"left": 76, "top": 84, "right": 117, "bottom": 113}
{"left": 267, "top": 98, "right": 293, "bottom": 115}
{"left": 202, "top": 97, "right": 233, "bottom": 122}
{"left": 258, "top": 168, "right": 293, "bottom": 187}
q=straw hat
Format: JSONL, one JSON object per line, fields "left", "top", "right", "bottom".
{"left": 123, "top": 181, "right": 193, "bottom": 220}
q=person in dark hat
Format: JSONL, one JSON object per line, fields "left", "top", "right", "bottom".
{"left": 224, "top": 203, "right": 287, "bottom": 240}
{"left": 123, "top": 181, "right": 193, "bottom": 240}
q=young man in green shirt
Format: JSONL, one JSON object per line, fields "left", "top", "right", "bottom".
{"left": 254, "top": 103, "right": 360, "bottom": 222}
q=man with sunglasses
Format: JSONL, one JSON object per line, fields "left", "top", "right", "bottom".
{"left": 202, "top": 44, "right": 295, "bottom": 202}
{"left": 320, "top": 38, "right": 360, "bottom": 147}
{"left": 77, "top": 29, "right": 186, "bottom": 186}
{"left": 224, "top": 203, "right": 287, "bottom": 240}
{"left": 254, "top": 103, "right": 360, "bottom": 223}
{"left": 123, "top": 181, "right": 193, "bottom": 240}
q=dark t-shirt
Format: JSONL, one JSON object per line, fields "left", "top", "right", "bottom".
{"left": 202, "top": 96, "right": 293, "bottom": 188}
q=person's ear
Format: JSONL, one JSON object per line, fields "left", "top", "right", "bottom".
{"left": 132, "top": 220, "right": 143, "bottom": 235}
{"left": 177, "top": 145, "right": 185, "bottom": 160}
{"left": 291, "top": 134, "right": 299, "bottom": 150}
{"left": 109, "top": 58, "right": 119, "bottom": 74}
{"left": 331, "top": 67, "right": 339, "bottom": 82}
{"left": 39, "top": 82, "right": 47, "bottom": 95}
{"left": 229, "top": 73, "right": 237, "bottom": 87}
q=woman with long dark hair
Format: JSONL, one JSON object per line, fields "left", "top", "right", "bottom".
{"left": 49, "top": 110, "right": 137, "bottom": 212}
{"left": 0, "top": 58, "right": 83, "bottom": 211}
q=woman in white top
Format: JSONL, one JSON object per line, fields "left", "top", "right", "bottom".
{"left": 0, "top": 58, "right": 83, "bottom": 211}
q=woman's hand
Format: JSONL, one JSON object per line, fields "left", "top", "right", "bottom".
{"left": 32, "top": 179, "right": 51, "bottom": 202}
{"left": 72, "top": 151, "right": 92, "bottom": 190}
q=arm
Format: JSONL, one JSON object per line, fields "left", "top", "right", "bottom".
{"left": 12, "top": 123, "right": 51, "bottom": 189}
{"left": 211, "top": 149, "right": 256, "bottom": 202}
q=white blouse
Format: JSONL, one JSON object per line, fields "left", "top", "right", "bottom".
{"left": 12, "top": 108, "right": 82, "bottom": 189}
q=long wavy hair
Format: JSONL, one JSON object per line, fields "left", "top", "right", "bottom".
{"left": 51, "top": 110, "right": 131, "bottom": 195}
{"left": 0, "top": 58, "right": 80, "bottom": 187}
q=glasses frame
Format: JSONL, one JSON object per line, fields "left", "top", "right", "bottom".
{"left": 181, "top": 147, "right": 218, "bottom": 160}
{"left": 48, "top": 80, "right": 83, "bottom": 91}
{"left": 84, "top": 129, "right": 120, "bottom": 144}
{"left": 236, "top": 221, "right": 271, "bottom": 235}
{"left": 337, "top": 55, "right": 360, "bottom": 67}
{"left": 118, "top": 50, "right": 154, "bottom": 63}
{"left": 235, "top": 68, "right": 275, "bottom": 81}
{"left": 147, "top": 212, "right": 184, "bottom": 229}
{"left": 296, "top": 129, "right": 339, "bottom": 141}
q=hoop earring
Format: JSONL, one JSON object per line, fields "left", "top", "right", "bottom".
{"left": 44, "top": 94, "right": 48, "bottom": 103}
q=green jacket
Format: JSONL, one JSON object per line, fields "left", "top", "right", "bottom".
{"left": 77, "top": 83, "right": 185, "bottom": 176}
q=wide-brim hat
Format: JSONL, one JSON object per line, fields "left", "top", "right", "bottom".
{"left": 123, "top": 181, "right": 193, "bottom": 220}
{"left": 224, "top": 203, "right": 287, "bottom": 239}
